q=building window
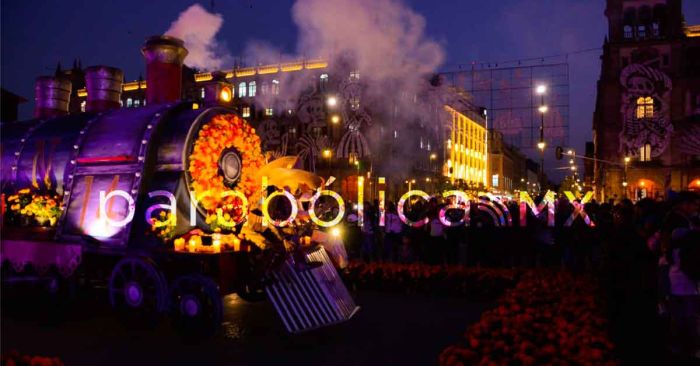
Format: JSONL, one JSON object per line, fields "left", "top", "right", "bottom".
{"left": 652, "top": 22, "right": 660, "bottom": 37}
{"left": 272, "top": 80, "right": 280, "bottom": 95}
{"left": 143, "top": 99, "right": 146, "bottom": 106}
{"left": 127, "top": 98, "right": 133, "bottom": 108}
{"left": 350, "top": 71, "right": 360, "bottom": 81}
{"left": 635, "top": 96, "right": 654, "bottom": 119}
{"left": 623, "top": 25, "right": 633, "bottom": 39}
{"left": 640, "top": 143, "right": 651, "bottom": 161}
{"left": 239, "top": 82, "right": 247, "bottom": 98}
{"left": 200, "top": 88, "right": 205, "bottom": 99}
{"left": 261, "top": 82, "right": 268, "bottom": 95}
{"left": 289, "top": 127, "right": 297, "bottom": 134}
{"left": 119, "top": 100, "right": 123, "bottom": 107}
{"left": 242, "top": 106, "right": 250, "bottom": 118}
{"left": 134, "top": 99, "right": 141, "bottom": 107}
{"left": 80, "top": 101, "right": 86, "bottom": 112}
{"left": 265, "top": 108, "right": 274, "bottom": 116}
{"left": 249, "top": 81, "right": 256, "bottom": 97}
{"left": 320, "top": 73, "right": 329, "bottom": 91}
{"left": 637, "top": 25, "right": 646, "bottom": 39}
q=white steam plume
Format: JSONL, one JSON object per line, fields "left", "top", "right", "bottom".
{"left": 165, "top": 4, "right": 231, "bottom": 70}
{"left": 292, "top": 0, "right": 444, "bottom": 82}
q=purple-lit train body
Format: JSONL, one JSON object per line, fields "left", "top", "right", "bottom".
{"left": 1, "top": 102, "right": 262, "bottom": 331}
{"left": 2, "top": 103, "right": 226, "bottom": 245}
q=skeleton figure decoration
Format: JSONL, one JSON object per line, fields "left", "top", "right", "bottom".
{"left": 619, "top": 63, "right": 673, "bottom": 158}
{"left": 336, "top": 77, "right": 372, "bottom": 159}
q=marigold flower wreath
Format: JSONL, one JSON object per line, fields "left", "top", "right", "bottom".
{"left": 187, "top": 114, "right": 265, "bottom": 229}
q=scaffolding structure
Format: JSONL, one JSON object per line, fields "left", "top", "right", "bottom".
{"left": 441, "top": 62, "right": 570, "bottom": 164}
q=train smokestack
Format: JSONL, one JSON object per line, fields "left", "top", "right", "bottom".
{"left": 85, "top": 65, "right": 124, "bottom": 113}
{"left": 141, "top": 35, "right": 188, "bottom": 105}
{"left": 33, "top": 76, "right": 71, "bottom": 119}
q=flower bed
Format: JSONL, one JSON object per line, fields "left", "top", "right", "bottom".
{"left": 1, "top": 350, "right": 64, "bottom": 366}
{"left": 343, "top": 262, "right": 521, "bottom": 299}
{"left": 440, "top": 270, "right": 618, "bottom": 366}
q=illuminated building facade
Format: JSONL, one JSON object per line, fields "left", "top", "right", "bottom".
{"left": 444, "top": 105, "right": 487, "bottom": 188}
{"left": 592, "top": 0, "right": 700, "bottom": 200}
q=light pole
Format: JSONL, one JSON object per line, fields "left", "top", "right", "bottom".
{"left": 536, "top": 85, "right": 547, "bottom": 190}
{"left": 623, "top": 156, "right": 630, "bottom": 198}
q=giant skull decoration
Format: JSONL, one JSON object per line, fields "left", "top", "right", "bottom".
{"left": 619, "top": 64, "right": 673, "bottom": 158}
{"left": 297, "top": 91, "right": 327, "bottom": 129}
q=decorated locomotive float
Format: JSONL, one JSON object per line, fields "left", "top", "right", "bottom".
{"left": 0, "top": 36, "right": 358, "bottom": 334}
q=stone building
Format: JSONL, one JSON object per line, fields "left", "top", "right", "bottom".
{"left": 592, "top": 0, "right": 700, "bottom": 200}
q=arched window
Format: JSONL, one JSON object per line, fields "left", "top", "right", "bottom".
{"left": 320, "top": 73, "right": 329, "bottom": 91}
{"left": 127, "top": 98, "right": 133, "bottom": 108}
{"left": 80, "top": 101, "right": 86, "bottom": 112}
{"left": 636, "top": 96, "right": 654, "bottom": 119}
{"left": 261, "top": 82, "right": 269, "bottom": 95}
{"left": 239, "top": 82, "right": 247, "bottom": 98}
{"left": 249, "top": 81, "right": 256, "bottom": 97}
{"left": 640, "top": 143, "right": 652, "bottom": 162}
{"left": 271, "top": 79, "right": 280, "bottom": 95}
{"left": 200, "top": 88, "right": 206, "bottom": 99}
{"left": 637, "top": 24, "right": 646, "bottom": 38}
{"left": 624, "top": 25, "right": 633, "bottom": 39}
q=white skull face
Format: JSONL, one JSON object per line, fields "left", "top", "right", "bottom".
{"left": 626, "top": 75, "right": 654, "bottom": 97}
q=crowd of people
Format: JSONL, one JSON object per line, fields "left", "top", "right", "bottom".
{"left": 337, "top": 191, "right": 699, "bottom": 364}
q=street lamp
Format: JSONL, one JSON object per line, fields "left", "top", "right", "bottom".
{"left": 326, "top": 96, "right": 338, "bottom": 107}
{"left": 536, "top": 84, "right": 547, "bottom": 190}
{"left": 623, "top": 156, "right": 630, "bottom": 198}
{"left": 331, "top": 115, "right": 340, "bottom": 124}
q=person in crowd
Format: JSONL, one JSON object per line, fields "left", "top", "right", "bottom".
{"left": 397, "top": 234, "right": 415, "bottom": 264}
{"left": 424, "top": 202, "right": 445, "bottom": 264}
{"left": 360, "top": 201, "right": 376, "bottom": 262}
{"left": 383, "top": 201, "right": 402, "bottom": 262}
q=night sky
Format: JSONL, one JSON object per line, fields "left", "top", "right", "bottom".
{"left": 2, "top": 0, "right": 700, "bottom": 162}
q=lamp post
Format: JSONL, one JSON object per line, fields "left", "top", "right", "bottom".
{"left": 623, "top": 156, "right": 630, "bottom": 198}
{"left": 536, "top": 85, "right": 547, "bottom": 190}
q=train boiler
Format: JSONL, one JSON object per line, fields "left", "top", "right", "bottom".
{"left": 1, "top": 36, "right": 358, "bottom": 334}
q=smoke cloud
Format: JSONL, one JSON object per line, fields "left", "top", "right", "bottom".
{"left": 292, "top": 0, "right": 444, "bottom": 82}
{"left": 165, "top": 4, "right": 231, "bottom": 70}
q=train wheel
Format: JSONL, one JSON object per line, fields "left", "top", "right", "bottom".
{"left": 108, "top": 257, "right": 167, "bottom": 326}
{"left": 169, "top": 275, "right": 223, "bottom": 336}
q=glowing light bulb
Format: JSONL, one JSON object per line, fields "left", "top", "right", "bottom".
{"left": 220, "top": 87, "right": 232, "bottom": 102}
